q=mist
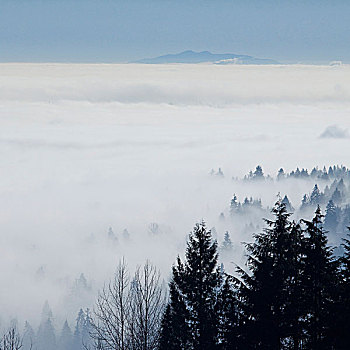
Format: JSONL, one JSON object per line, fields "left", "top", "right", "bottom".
{"left": 1, "top": 63, "right": 350, "bottom": 331}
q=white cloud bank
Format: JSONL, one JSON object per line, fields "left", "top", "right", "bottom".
{"left": 0, "top": 63, "right": 350, "bottom": 328}
{"left": 0, "top": 63, "right": 350, "bottom": 105}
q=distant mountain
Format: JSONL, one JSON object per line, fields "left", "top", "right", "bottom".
{"left": 133, "top": 50, "right": 278, "bottom": 64}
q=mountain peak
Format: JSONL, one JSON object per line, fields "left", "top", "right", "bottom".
{"left": 133, "top": 51, "right": 278, "bottom": 64}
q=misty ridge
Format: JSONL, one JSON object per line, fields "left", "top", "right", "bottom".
{"left": 1, "top": 64, "right": 350, "bottom": 349}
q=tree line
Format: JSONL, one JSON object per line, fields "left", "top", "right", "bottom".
{"left": 3, "top": 199, "right": 350, "bottom": 349}
{"left": 159, "top": 200, "right": 350, "bottom": 350}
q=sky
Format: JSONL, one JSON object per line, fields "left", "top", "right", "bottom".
{"left": 1, "top": 0, "right": 350, "bottom": 63}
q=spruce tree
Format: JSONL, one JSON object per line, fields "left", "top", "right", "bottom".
{"left": 22, "top": 321, "right": 36, "bottom": 350}
{"left": 36, "top": 301, "right": 56, "bottom": 350}
{"left": 324, "top": 200, "right": 338, "bottom": 234}
{"left": 341, "top": 205, "right": 350, "bottom": 235}
{"left": 230, "top": 194, "right": 239, "bottom": 214}
{"left": 333, "top": 229, "right": 350, "bottom": 349}
{"left": 331, "top": 187, "right": 342, "bottom": 205}
{"left": 253, "top": 165, "right": 264, "bottom": 180}
{"left": 37, "top": 318, "right": 56, "bottom": 350}
{"left": 221, "top": 231, "right": 233, "bottom": 254}
{"left": 277, "top": 168, "right": 285, "bottom": 181}
{"left": 300, "top": 193, "right": 309, "bottom": 210}
{"left": 159, "top": 222, "right": 228, "bottom": 350}
{"left": 301, "top": 206, "right": 338, "bottom": 349}
{"left": 73, "top": 309, "right": 85, "bottom": 350}
{"left": 58, "top": 320, "right": 73, "bottom": 350}
{"left": 281, "top": 195, "right": 294, "bottom": 213}
{"left": 215, "top": 275, "right": 239, "bottom": 350}
{"left": 82, "top": 309, "right": 93, "bottom": 349}
{"left": 235, "top": 199, "right": 304, "bottom": 349}
{"left": 310, "top": 184, "right": 321, "bottom": 206}
{"left": 159, "top": 278, "right": 191, "bottom": 350}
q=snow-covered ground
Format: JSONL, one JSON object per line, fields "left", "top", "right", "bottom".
{"left": 0, "top": 63, "right": 350, "bottom": 326}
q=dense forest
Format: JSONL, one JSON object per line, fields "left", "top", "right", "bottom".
{"left": 3, "top": 165, "right": 350, "bottom": 349}
{"left": 159, "top": 203, "right": 350, "bottom": 350}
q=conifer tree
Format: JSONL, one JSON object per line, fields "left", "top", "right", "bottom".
{"left": 159, "top": 222, "right": 227, "bottom": 350}
{"left": 37, "top": 317, "right": 56, "bottom": 350}
{"left": 235, "top": 199, "right": 304, "bottom": 349}
{"left": 217, "top": 168, "right": 224, "bottom": 177}
{"left": 310, "top": 184, "right": 321, "bottom": 206}
{"left": 331, "top": 187, "right": 342, "bottom": 205}
{"left": 300, "top": 193, "right": 310, "bottom": 211}
{"left": 301, "top": 206, "right": 338, "bottom": 349}
{"left": 41, "top": 300, "right": 53, "bottom": 320}
{"left": 58, "top": 320, "right": 73, "bottom": 350}
{"left": 300, "top": 168, "right": 308, "bottom": 178}
{"left": 122, "top": 228, "right": 130, "bottom": 241}
{"left": 221, "top": 231, "right": 233, "bottom": 254}
{"left": 108, "top": 226, "right": 118, "bottom": 243}
{"left": 159, "top": 278, "right": 191, "bottom": 350}
{"left": 215, "top": 275, "right": 238, "bottom": 350}
{"left": 253, "top": 165, "right": 264, "bottom": 180}
{"left": 73, "top": 309, "right": 85, "bottom": 350}
{"left": 230, "top": 194, "right": 239, "bottom": 214}
{"left": 328, "top": 166, "right": 334, "bottom": 178}
{"left": 281, "top": 195, "right": 294, "bottom": 212}
{"left": 333, "top": 229, "right": 350, "bottom": 349}
{"left": 277, "top": 168, "right": 285, "bottom": 181}
{"left": 341, "top": 205, "right": 350, "bottom": 235}
{"left": 36, "top": 302, "right": 56, "bottom": 350}
{"left": 310, "top": 167, "right": 319, "bottom": 178}
{"left": 324, "top": 200, "right": 338, "bottom": 234}
{"left": 22, "top": 321, "right": 35, "bottom": 350}
{"left": 82, "top": 309, "right": 94, "bottom": 349}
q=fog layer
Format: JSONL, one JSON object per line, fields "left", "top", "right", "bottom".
{"left": 0, "top": 63, "right": 349, "bottom": 327}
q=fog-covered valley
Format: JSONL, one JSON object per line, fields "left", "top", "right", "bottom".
{"left": 1, "top": 63, "right": 350, "bottom": 346}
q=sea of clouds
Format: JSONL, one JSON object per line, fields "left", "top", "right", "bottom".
{"left": 0, "top": 63, "right": 350, "bottom": 328}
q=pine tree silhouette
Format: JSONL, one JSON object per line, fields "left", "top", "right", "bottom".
{"left": 301, "top": 206, "right": 339, "bottom": 349}
{"left": 160, "top": 222, "right": 230, "bottom": 350}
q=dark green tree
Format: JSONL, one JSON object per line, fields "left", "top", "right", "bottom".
{"left": 159, "top": 222, "right": 229, "bottom": 350}
{"left": 215, "top": 275, "right": 239, "bottom": 350}
{"left": 301, "top": 206, "right": 338, "bottom": 349}
{"left": 159, "top": 279, "right": 191, "bottom": 350}
{"left": 235, "top": 199, "right": 304, "bottom": 349}
{"left": 333, "top": 229, "right": 350, "bottom": 349}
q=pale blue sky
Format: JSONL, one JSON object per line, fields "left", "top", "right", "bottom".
{"left": 1, "top": 0, "right": 349, "bottom": 63}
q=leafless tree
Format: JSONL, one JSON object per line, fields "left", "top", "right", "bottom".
{"left": 90, "top": 259, "right": 166, "bottom": 350}
{"left": 129, "top": 261, "right": 166, "bottom": 350}
{"left": 91, "top": 258, "right": 132, "bottom": 350}
{"left": 0, "top": 327, "right": 23, "bottom": 350}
